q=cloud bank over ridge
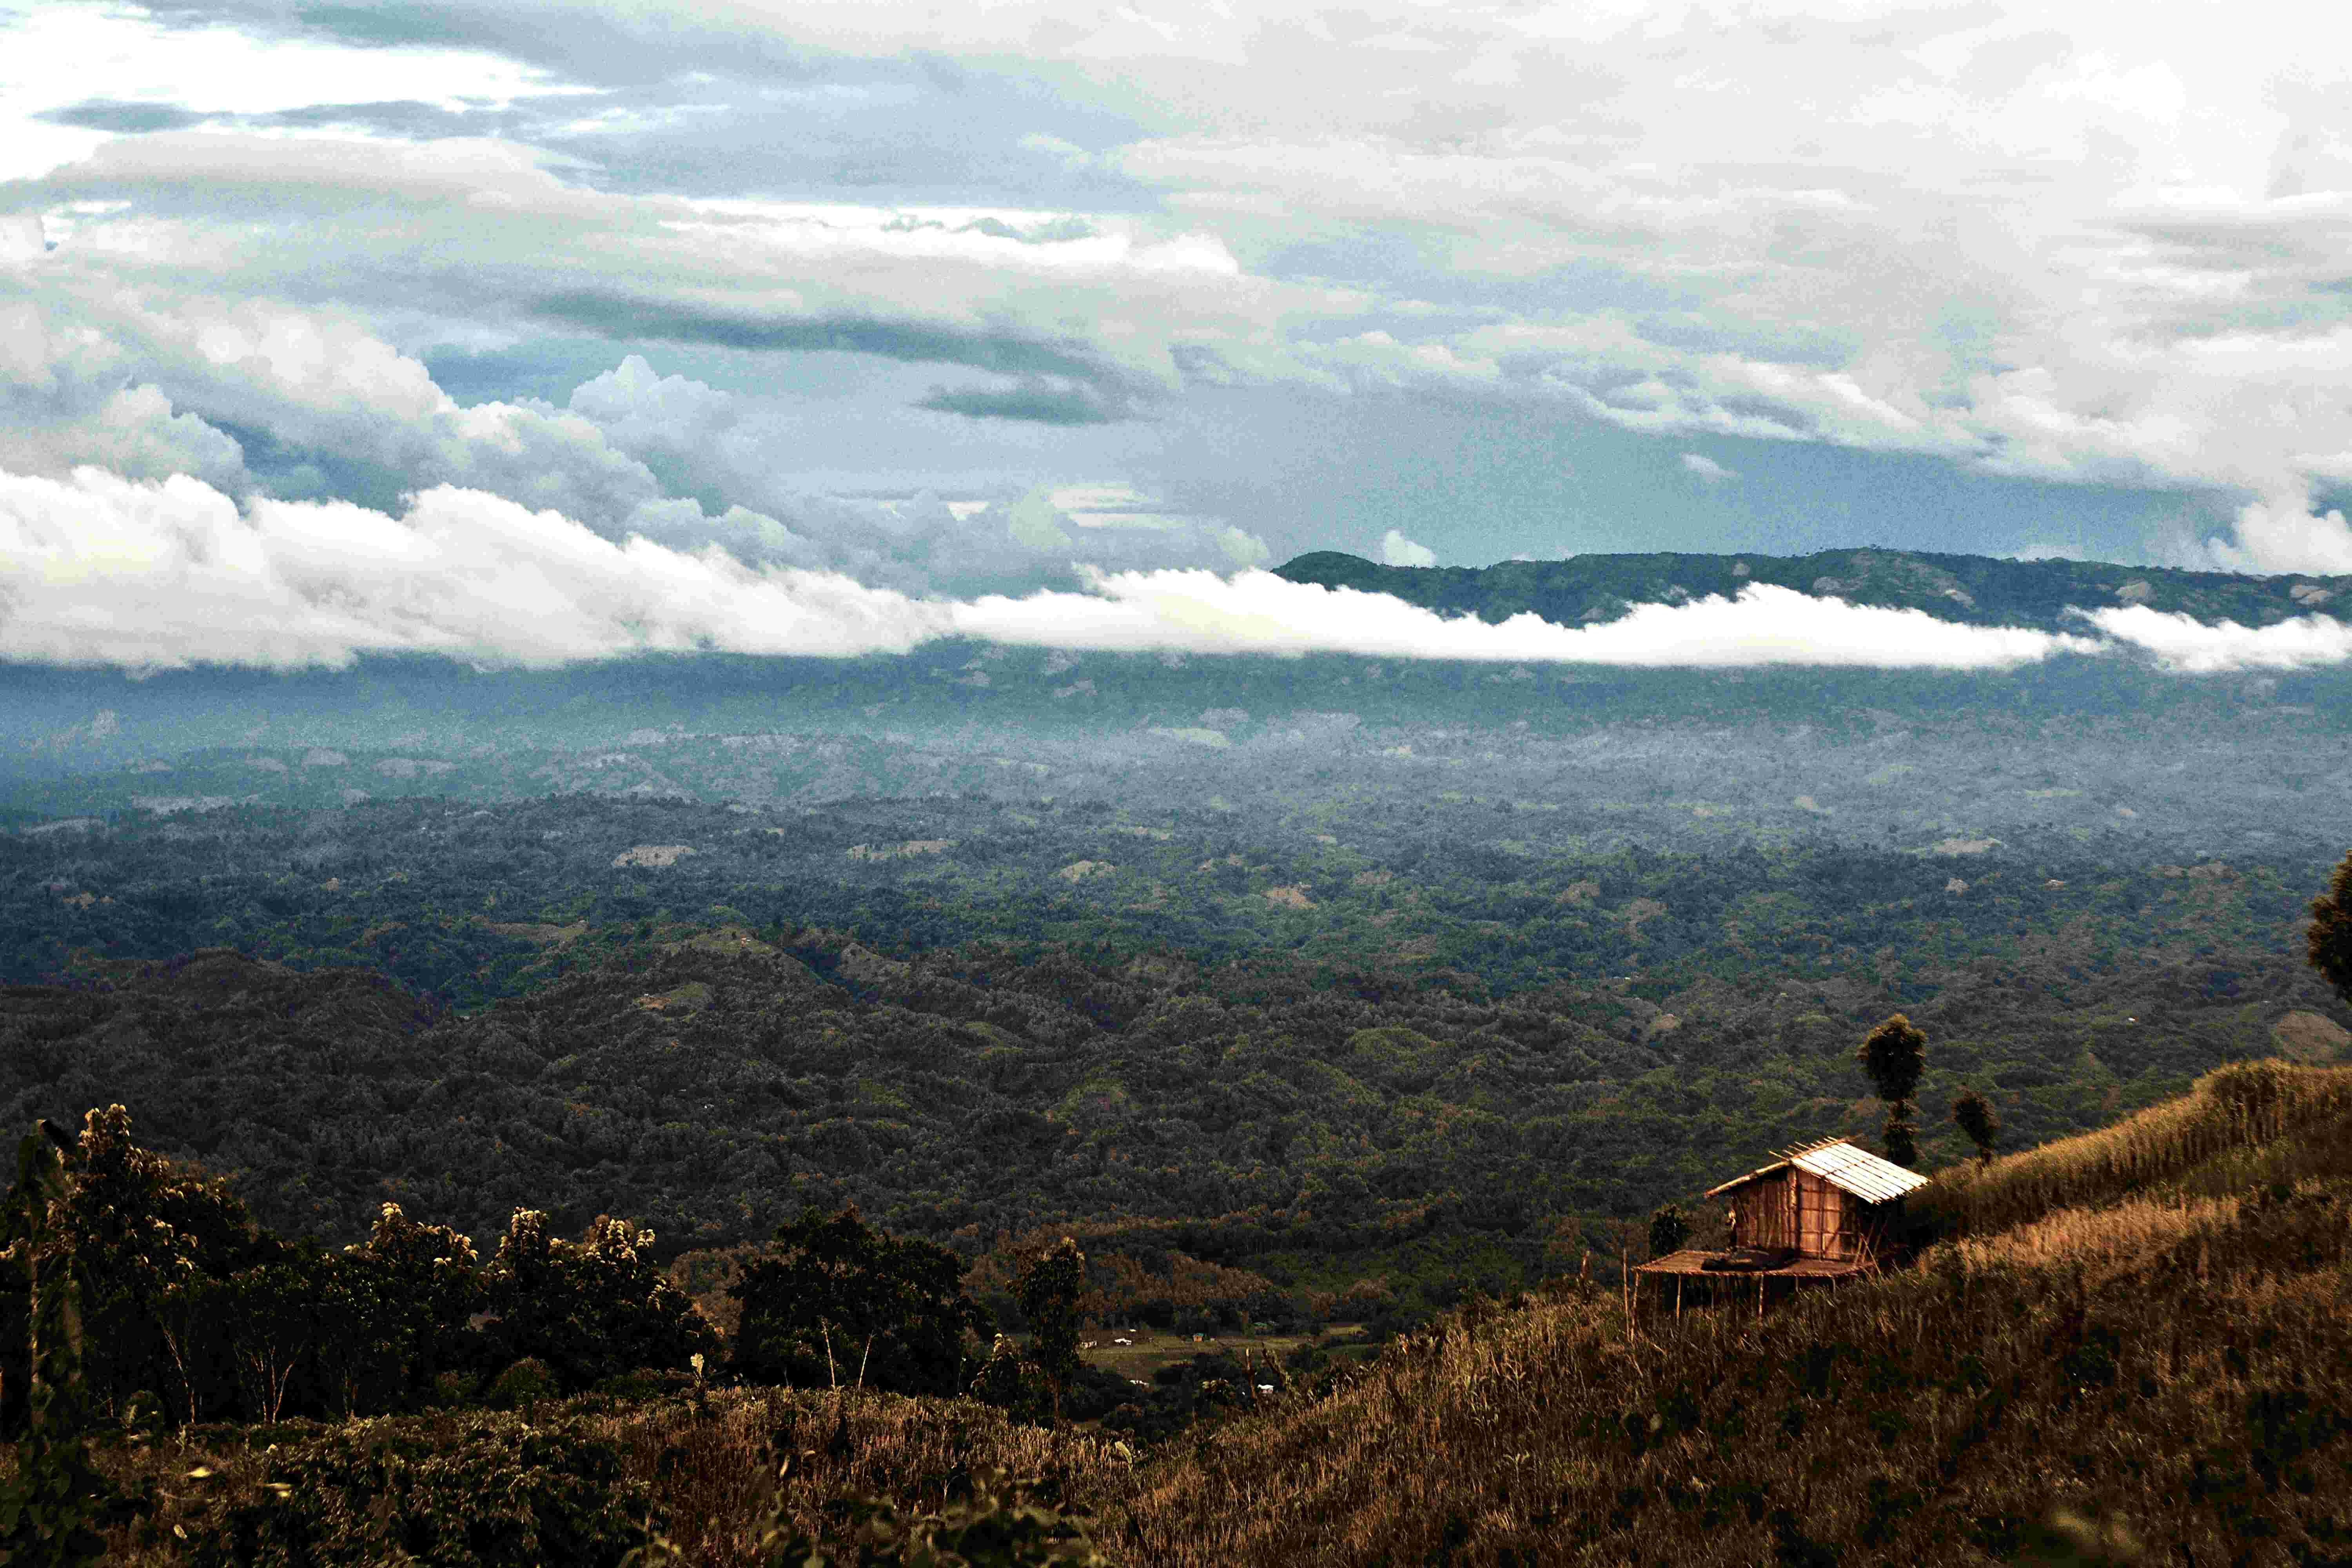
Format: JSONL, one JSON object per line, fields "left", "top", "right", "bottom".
{"left": 11, "top": 461, "right": 2326, "bottom": 674}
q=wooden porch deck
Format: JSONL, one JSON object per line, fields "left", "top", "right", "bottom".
{"left": 1633, "top": 1247, "right": 1878, "bottom": 1280}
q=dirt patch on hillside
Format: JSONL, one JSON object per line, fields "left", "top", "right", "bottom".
{"left": 483, "top": 920, "right": 589, "bottom": 947}
{"left": 848, "top": 840, "right": 953, "bottom": 861}
{"left": 613, "top": 844, "right": 697, "bottom": 868}
{"left": 2272, "top": 1010, "right": 2350, "bottom": 1063}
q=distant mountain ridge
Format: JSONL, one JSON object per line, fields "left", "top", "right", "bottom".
{"left": 1274, "top": 546, "right": 2347, "bottom": 634}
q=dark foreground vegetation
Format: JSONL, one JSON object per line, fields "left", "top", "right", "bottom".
{"left": 7, "top": 1058, "right": 2344, "bottom": 1565}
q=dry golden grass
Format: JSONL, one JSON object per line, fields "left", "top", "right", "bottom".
{"left": 1949, "top": 1188, "right": 2247, "bottom": 1285}
{"left": 93, "top": 1386, "right": 1128, "bottom": 1566}
{"left": 590, "top": 1388, "right": 1126, "bottom": 1565}
{"left": 1099, "top": 1196, "right": 2352, "bottom": 1565}
{"left": 1923, "top": 1058, "right": 2352, "bottom": 1235}
{"left": 1089, "top": 1069, "right": 2352, "bottom": 1566}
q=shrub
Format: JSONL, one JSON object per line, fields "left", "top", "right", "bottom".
{"left": 1646, "top": 1204, "right": 1692, "bottom": 1259}
{"left": 176, "top": 1412, "right": 655, "bottom": 1568}
{"left": 708, "top": 1463, "right": 1110, "bottom": 1568}
{"left": 729, "top": 1207, "right": 989, "bottom": 1396}
{"left": 485, "top": 1212, "right": 718, "bottom": 1393}
{"left": 485, "top": 1357, "right": 559, "bottom": 1410}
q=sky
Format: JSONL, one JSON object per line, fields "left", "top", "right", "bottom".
{"left": 5, "top": 0, "right": 2352, "bottom": 673}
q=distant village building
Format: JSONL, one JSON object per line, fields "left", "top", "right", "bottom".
{"left": 1635, "top": 1138, "right": 1929, "bottom": 1314}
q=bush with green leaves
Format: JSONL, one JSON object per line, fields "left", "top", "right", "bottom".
{"left": 485, "top": 1356, "right": 559, "bottom": 1410}
{"left": 1951, "top": 1087, "right": 1999, "bottom": 1165}
{"left": 0, "top": 1125, "right": 119, "bottom": 1568}
{"left": 2308, "top": 847, "right": 2352, "bottom": 1004}
{"left": 729, "top": 1205, "right": 991, "bottom": 1396}
{"left": 482, "top": 1210, "right": 718, "bottom": 1393}
{"left": 1646, "top": 1203, "right": 1692, "bottom": 1259}
{"left": 176, "top": 1412, "right": 655, "bottom": 1568}
{"left": 1014, "top": 1241, "right": 1086, "bottom": 1423}
{"left": 771, "top": 1465, "right": 1111, "bottom": 1568}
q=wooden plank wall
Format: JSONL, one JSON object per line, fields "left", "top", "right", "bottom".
{"left": 1728, "top": 1170, "right": 1901, "bottom": 1261}
{"left": 1731, "top": 1173, "right": 1797, "bottom": 1250}
{"left": 1795, "top": 1170, "right": 1855, "bottom": 1258}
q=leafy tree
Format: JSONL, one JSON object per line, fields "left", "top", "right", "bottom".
{"left": 1855, "top": 1014, "right": 1928, "bottom": 1168}
{"left": 46, "top": 1105, "right": 262, "bottom": 1427}
{"left": 220, "top": 1254, "right": 328, "bottom": 1423}
{"left": 2308, "top": 848, "right": 2352, "bottom": 1004}
{"left": 1015, "top": 1238, "right": 1087, "bottom": 1423}
{"left": 1951, "top": 1088, "right": 1999, "bottom": 1166}
{"left": 334, "top": 1202, "right": 484, "bottom": 1410}
{"left": 728, "top": 1205, "right": 989, "bottom": 1395}
{"left": 484, "top": 1210, "right": 717, "bottom": 1393}
{"left": 1646, "top": 1203, "right": 1692, "bottom": 1259}
{"left": 0, "top": 1126, "right": 115, "bottom": 1567}
{"left": 967, "top": 1334, "right": 1042, "bottom": 1419}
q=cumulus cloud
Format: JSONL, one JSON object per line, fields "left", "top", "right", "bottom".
{"left": 2187, "top": 489, "right": 2352, "bottom": 576}
{"left": 1681, "top": 452, "right": 1736, "bottom": 483}
{"left": 15, "top": 0, "right": 2352, "bottom": 575}
{"left": 1378, "top": 529, "right": 1437, "bottom": 567}
{"left": 0, "top": 264, "right": 1258, "bottom": 598}
{"left": 0, "top": 466, "right": 944, "bottom": 669}
{"left": 0, "top": 461, "right": 2107, "bottom": 672}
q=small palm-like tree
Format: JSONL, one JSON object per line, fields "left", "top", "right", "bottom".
{"left": 2308, "top": 848, "right": 2352, "bottom": 1003}
{"left": 1951, "top": 1087, "right": 1999, "bottom": 1165}
{"left": 1856, "top": 1014, "right": 1928, "bottom": 1168}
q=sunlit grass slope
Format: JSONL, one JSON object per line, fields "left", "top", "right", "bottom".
{"left": 1105, "top": 1063, "right": 2352, "bottom": 1565}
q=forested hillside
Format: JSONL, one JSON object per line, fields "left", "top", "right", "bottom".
{"left": 1276, "top": 546, "right": 2352, "bottom": 636}
{"left": 4, "top": 907, "right": 2337, "bottom": 1287}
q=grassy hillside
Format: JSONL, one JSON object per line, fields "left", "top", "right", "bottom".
{"left": 1105, "top": 1059, "right": 2352, "bottom": 1564}
{"left": 93, "top": 1062, "right": 2352, "bottom": 1564}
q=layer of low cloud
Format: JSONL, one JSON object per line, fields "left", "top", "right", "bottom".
{"left": 4, "top": 462, "right": 2138, "bottom": 672}
{"left": 2083, "top": 604, "right": 2352, "bottom": 672}
{"left": 959, "top": 575, "right": 2101, "bottom": 670}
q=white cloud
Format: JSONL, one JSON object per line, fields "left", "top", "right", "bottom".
{"left": 2082, "top": 604, "right": 2352, "bottom": 672}
{"left": 1, "top": 460, "right": 2111, "bottom": 672}
{"left": 10, "top": 0, "right": 2352, "bottom": 574}
{"left": 0, "top": 215, "right": 44, "bottom": 261}
{"left": 1681, "top": 452, "right": 1736, "bottom": 483}
{"left": 0, "top": 9, "right": 588, "bottom": 181}
{"left": 1378, "top": 528, "right": 1437, "bottom": 567}
{"left": 0, "top": 465, "right": 946, "bottom": 669}
{"left": 2185, "top": 489, "right": 2352, "bottom": 575}
{"left": 953, "top": 573, "right": 2101, "bottom": 669}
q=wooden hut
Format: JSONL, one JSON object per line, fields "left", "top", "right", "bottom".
{"left": 1635, "top": 1138, "right": 1928, "bottom": 1312}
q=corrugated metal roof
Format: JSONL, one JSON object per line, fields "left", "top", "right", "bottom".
{"left": 1789, "top": 1140, "right": 1930, "bottom": 1203}
{"left": 1704, "top": 1138, "right": 1929, "bottom": 1203}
